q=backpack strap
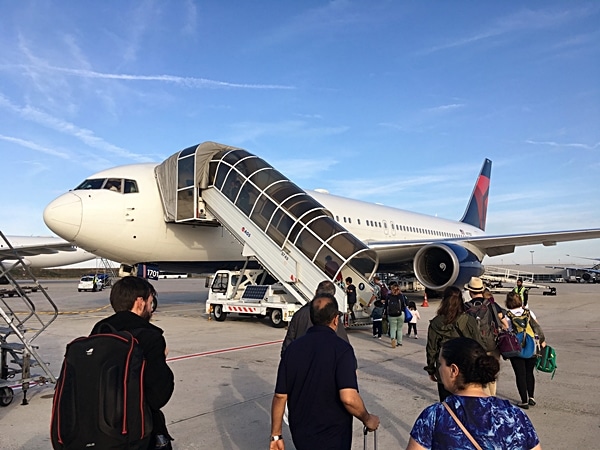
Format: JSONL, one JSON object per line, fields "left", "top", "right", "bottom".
{"left": 94, "top": 322, "right": 119, "bottom": 335}
{"left": 489, "top": 302, "right": 504, "bottom": 330}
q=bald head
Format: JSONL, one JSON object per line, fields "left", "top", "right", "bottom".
{"left": 309, "top": 293, "right": 339, "bottom": 327}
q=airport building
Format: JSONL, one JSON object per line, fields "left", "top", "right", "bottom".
{"left": 485, "top": 264, "right": 596, "bottom": 283}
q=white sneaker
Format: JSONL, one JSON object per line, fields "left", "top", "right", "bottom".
{"left": 414, "top": 335, "right": 418, "bottom": 339}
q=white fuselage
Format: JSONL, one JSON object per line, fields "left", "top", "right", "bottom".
{"left": 43, "top": 163, "right": 484, "bottom": 267}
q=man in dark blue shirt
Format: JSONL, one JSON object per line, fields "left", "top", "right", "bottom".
{"left": 270, "top": 294, "right": 379, "bottom": 449}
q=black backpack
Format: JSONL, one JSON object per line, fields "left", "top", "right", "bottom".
{"left": 464, "top": 299, "right": 499, "bottom": 352}
{"left": 51, "top": 326, "right": 152, "bottom": 449}
{"left": 387, "top": 295, "right": 403, "bottom": 317}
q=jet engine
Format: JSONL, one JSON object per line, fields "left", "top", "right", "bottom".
{"left": 413, "top": 243, "right": 484, "bottom": 291}
{"left": 582, "top": 272, "right": 592, "bottom": 282}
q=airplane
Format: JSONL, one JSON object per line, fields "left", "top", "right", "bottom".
{"left": 546, "top": 255, "right": 600, "bottom": 283}
{"left": 0, "top": 234, "right": 96, "bottom": 270}
{"left": 42, "top": 141, "right": 600, "bottom": 292}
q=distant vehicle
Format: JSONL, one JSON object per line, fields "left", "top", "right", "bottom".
{"left": 158, "top": 273, "right": 188, "bottom": 279}
{"left": 78, "top": 274, "right": 107, "bottom": 292}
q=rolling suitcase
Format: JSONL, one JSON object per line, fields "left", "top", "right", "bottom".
{"left": 363, "top": 426, "right": 377, "bottom": 450}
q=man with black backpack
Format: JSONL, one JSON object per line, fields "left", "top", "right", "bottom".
{"left": 464, "top": 277, "right": 509, "bottom": 396}
{"left": 52, "top": 277, "right": 174, "bottom": 449}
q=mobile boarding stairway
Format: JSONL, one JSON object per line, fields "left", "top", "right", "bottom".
{"left": 0, "top": 231, "right": 58, "bottom": 406}
{"left": 482, "top": 266, "right": 556, "bottom": 296}
{"left": 155, "top": 142, "right": 379, "bottom": 325}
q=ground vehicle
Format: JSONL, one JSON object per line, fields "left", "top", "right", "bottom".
{"left": 205, "top": 269, "right": 303, "bottom": 328}
{"left": 77, "top": 275, "right": 104, "bottom": 292}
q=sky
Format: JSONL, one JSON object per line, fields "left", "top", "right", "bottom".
{"left": 1, "top": 0, "right": 599, "bottom": 266}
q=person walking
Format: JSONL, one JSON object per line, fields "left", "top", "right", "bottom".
{"left": 464, "top": 278, "right": 509, "bottom": 396}
{"left": 386, "top": 284, "right": 405, "bottom": 347}
{"left": 505, "top": 291, "right": 547, "bottom": 409}
{"left": 370, "top": 300, "right": 384, "bottom": 339}
{"left": 406, "top": 301, "right": 421, "bottom": 339}
{"left": 407, "top": 337, "right": 542, "bottom": 450}
{"left": 425, "top": 286, "right": 487, "bottom": 401}
{"left": 345, "top": 276, "right": 357, "bottom": 322}
{"left": 270, "top": 294, "right": 379, "bottom": 450}
{"left": 280, "top": 280, "right": 349, "bottom": 357}
{"left": 91, "top": 277, "right": 174, "bottom": 449}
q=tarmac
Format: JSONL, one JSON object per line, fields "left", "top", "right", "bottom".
{"left": 1, "top": 278, "right": 599, "bottom": 449}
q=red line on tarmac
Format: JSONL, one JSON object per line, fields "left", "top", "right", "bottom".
{"left": 7, "top": 340, "right": 283, "bottom": 389}
{"left": 166, "top": 339, "right": 283, "bottom": 363}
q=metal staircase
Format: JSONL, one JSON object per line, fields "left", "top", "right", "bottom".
{"left": 155, "top": 142, "right": 379, "bottom": 313}
{"left": 482, "top": 266, "right": 556, "bottom": 296}
{"left": 0, "top": 231, "right": 58, "bottom": 406}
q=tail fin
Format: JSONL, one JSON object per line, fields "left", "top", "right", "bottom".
{"left": 460, "top": 158, "right": 492, "bottom": 231}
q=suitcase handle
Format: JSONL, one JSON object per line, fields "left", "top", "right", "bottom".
{"left": 363, "top": 426, "right": 377, "bottom": 450}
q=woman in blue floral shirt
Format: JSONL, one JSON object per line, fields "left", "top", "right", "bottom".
{"left": 407, "top": 337, "right": 541, "bottom": 450}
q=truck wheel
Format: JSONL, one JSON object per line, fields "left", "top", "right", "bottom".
{"left": 0, "top": 387, "right": 13, "bottom": 407}
{"left": 269, "top": 309, "right": 285, "bottom": 328}
{"left": 213, "top": 304, "right": 227, "bottom": 322}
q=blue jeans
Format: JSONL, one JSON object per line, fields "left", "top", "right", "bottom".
{"left": 389, "top": 314, "right": 404, "bottom": 343}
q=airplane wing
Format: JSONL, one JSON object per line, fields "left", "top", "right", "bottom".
{"left": 367, "top": 228, "right": 600, "bottom": 260}
{"left": 461, "top": 229, "right": 600, "bottom": 257}
{"left": 0, "top": 236, "right": 77, "bottom": 259}
{"left": 545, "top": 265, "right": 600, "bottom": 275}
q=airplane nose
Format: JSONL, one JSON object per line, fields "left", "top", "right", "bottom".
{"left": 43, "top": 193, "right": 83, "bottom": 241}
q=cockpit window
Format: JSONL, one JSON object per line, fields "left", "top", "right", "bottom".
{"left": 104, "top": 178, "right": 122, "bottom": 192}
{"left": 124, "top": 179, "right": 139, "bottom": 193}
{"left": 74, "top": 178, "right": 139, "bottom": 193}
{"left": 75, "top": 179, "right": 105, "bottom": 190}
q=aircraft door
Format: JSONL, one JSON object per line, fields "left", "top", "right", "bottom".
{"left": 390, "top": 220, "right": 397, "bottom": 236}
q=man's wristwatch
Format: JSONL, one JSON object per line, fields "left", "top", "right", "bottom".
{"left": 270, "top": 435, "right": 284, "bottom": 441}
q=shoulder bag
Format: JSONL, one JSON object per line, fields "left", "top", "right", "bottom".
{"left": 442, "top": 401, "right": 483, "bottom": 450}
{"left": 492, "top": 308, "right": 522, "bottom": 359}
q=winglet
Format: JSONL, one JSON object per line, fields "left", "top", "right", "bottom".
{"left": 460, "top": 159, "right": 492, "bottom": 231}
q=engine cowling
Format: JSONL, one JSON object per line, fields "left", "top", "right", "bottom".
{"left": 413, "top": 243, "right": 484, "bottom": 291}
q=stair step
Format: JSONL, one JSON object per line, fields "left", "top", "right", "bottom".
{"left": 1, "top": 342, "right": 39, "bottom": 351}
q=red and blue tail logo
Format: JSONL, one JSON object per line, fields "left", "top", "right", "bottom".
{"left": 460, "top": 159, "right": 491, "bottom": 231}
